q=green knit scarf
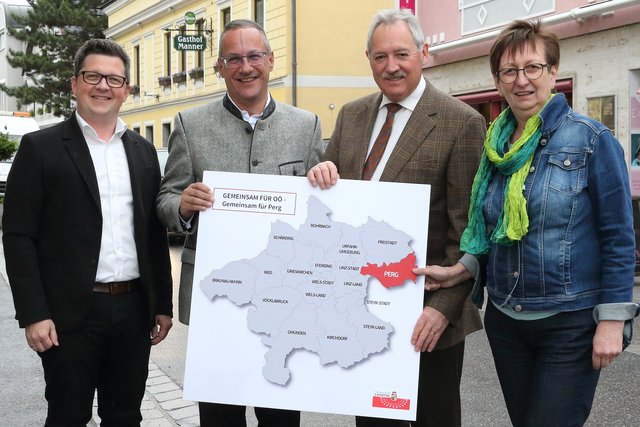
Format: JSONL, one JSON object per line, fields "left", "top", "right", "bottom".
{"left": 460, "top": 95, "right": 554, "bottom": 256}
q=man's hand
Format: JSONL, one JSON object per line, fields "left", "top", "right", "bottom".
{"left": 179, "top": 182, "right": 214, "bottom": 219}
{"left": 25, "top": 319, "right": 58, "bottom": 352}
{"left": 411, "top": 306, "right": 449, "bottom": 352}
{"left": 150, "top": 315, "right": 173, "bottom": 345}
{"left": 592, "top": 320, "right": 624, "bottom": 369}
{"left": 413, "top": 262, "right": 472, "bottom": 291}
{"left": 307, "top": 161, "right": 339, "bottom": 189}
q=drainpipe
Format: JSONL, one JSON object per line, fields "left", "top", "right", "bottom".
{"left": 430, "top": 0, "right": 640, "bottom": 55}
{"left": 291, "top": 0, "right": 297, "bottom": 106}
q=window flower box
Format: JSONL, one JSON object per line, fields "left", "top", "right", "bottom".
{"left": 158, "top": 76, "right": 172, "bottom": 87}
{"left": 188, "top": 67, "right": 204, "bottom": 80}
{"left": 189, "top": 67, "right": 204, "bottom": 80}
{"left": 172, "top": 71, "right": 187, "bottom": 84}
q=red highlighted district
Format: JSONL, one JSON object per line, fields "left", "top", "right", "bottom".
{"left": 360, "top": 252, "right": 417, "bottom": 288}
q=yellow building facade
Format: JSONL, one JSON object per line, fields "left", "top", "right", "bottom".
{"left": 103, "top": 0, "right": 394, "bottom": 147}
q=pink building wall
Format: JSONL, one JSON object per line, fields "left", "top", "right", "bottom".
{"left": 417, "top": 0, "right": 640, "bottom": 67}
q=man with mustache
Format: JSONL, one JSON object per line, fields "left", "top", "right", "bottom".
{"left": 157, "top": 19, "right": 323, "bottom": 427}
{"left": 308, "top": 9, "right": 486, "bottom": 427}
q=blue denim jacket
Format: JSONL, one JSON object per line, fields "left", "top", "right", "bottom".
{"left": 479, "top": 94, "right": 635, "bottom": 312}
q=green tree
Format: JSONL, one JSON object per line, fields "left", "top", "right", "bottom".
{"left": 0, "top": 133, "right": 17, "bottom": 161}
{"left": 0, "top": 0, "right": 107, "bottom": 118}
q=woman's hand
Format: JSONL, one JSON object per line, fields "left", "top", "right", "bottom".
{"left": 592, "top": 320, "right": 624, "bottom": 369}
{"left": 413, "top": 262, "right": 472, "bottom": 291}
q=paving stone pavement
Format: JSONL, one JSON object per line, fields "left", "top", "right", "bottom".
{"left": 0, "top": 231, "right": 197, "bottom": 427}
{"left": 90, "top": 362, "right": 198, "bottom": 426}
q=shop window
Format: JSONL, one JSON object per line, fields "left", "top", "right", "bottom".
{"left": 455, "top": 79, "right": 573, "bottom": 126}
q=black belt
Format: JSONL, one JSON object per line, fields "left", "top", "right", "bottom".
{"left": 93, "top": 280, "right": 138, "bottom": 295}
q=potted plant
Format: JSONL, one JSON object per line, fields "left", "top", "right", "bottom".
{"left": 172, "top": 71, "right": 187, "bottom": 84}
{"left": 188, "top": 67, "right": 204, "bottom": 80}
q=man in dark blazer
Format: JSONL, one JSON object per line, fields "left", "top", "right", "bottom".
{"left": 308, "top": 9, "right": 486, "bottom": 427}
{"left": 3, "top": 39, "right": 173, "bottom": 426}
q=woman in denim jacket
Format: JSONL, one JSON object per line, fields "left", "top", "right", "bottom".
{"left": 413, "top": 20, "right": 638, "bottom": 427}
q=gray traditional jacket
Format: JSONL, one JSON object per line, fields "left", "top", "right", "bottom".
{"left": 157, "top": 95, "right": 323, "bottom": 323}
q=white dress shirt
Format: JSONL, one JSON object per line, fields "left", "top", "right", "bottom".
{"left": 76, "top": 112, "right": 140, "bottom": 282}
{"left": 366, "top": 77, "right": 427, "bottom": 181}
{"left": 228, "top": 93, "right": 272, "bottom": 129}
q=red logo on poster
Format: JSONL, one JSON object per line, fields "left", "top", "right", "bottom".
{"left": 372, "top": 392, "right": 410, "bottom": 410}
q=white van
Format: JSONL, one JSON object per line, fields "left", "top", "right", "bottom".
{"left": 0, "top": 112, "right": 40, "bottom": 196}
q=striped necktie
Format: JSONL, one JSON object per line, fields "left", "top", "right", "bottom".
{"left": 362, "top": 103, "right": 401, "bottom": 180}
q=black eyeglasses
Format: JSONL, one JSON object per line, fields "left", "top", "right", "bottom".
{"left": 496, "top": 63, "right": 550, "bottom": 84}
{"left": 219, "top": 51, "right": 269, "bottom": 69}
{"left": 78, "top": 71, "right": 128, "bottom": 88}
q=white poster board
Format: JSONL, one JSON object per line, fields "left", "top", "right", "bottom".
{"left": 184, "top": 171, "right": 430, "bottom": 421}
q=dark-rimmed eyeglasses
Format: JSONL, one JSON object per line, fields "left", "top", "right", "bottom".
{"left": 496, "top": 63, "right": 550, "bottom": 84}
{"left": 219, "top": 51, "right": 269, "bottom": 69}
{"left": 78, "top": 71, "right": 128, "bottom": 88}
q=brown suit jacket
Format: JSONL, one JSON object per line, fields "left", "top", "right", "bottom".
{"left": 324, "top": 80, "right": 485, "bottom": 349}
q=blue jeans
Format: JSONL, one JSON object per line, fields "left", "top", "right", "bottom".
{"left": 484, "top": 302, "right": 600, "bottom": 427}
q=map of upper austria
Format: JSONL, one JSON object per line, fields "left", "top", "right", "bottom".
{"left": 199, "top": 196, "right": 417, "bottom": 385}
{"left": 186, "top": 171, "right": 429, "bottom": 420}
